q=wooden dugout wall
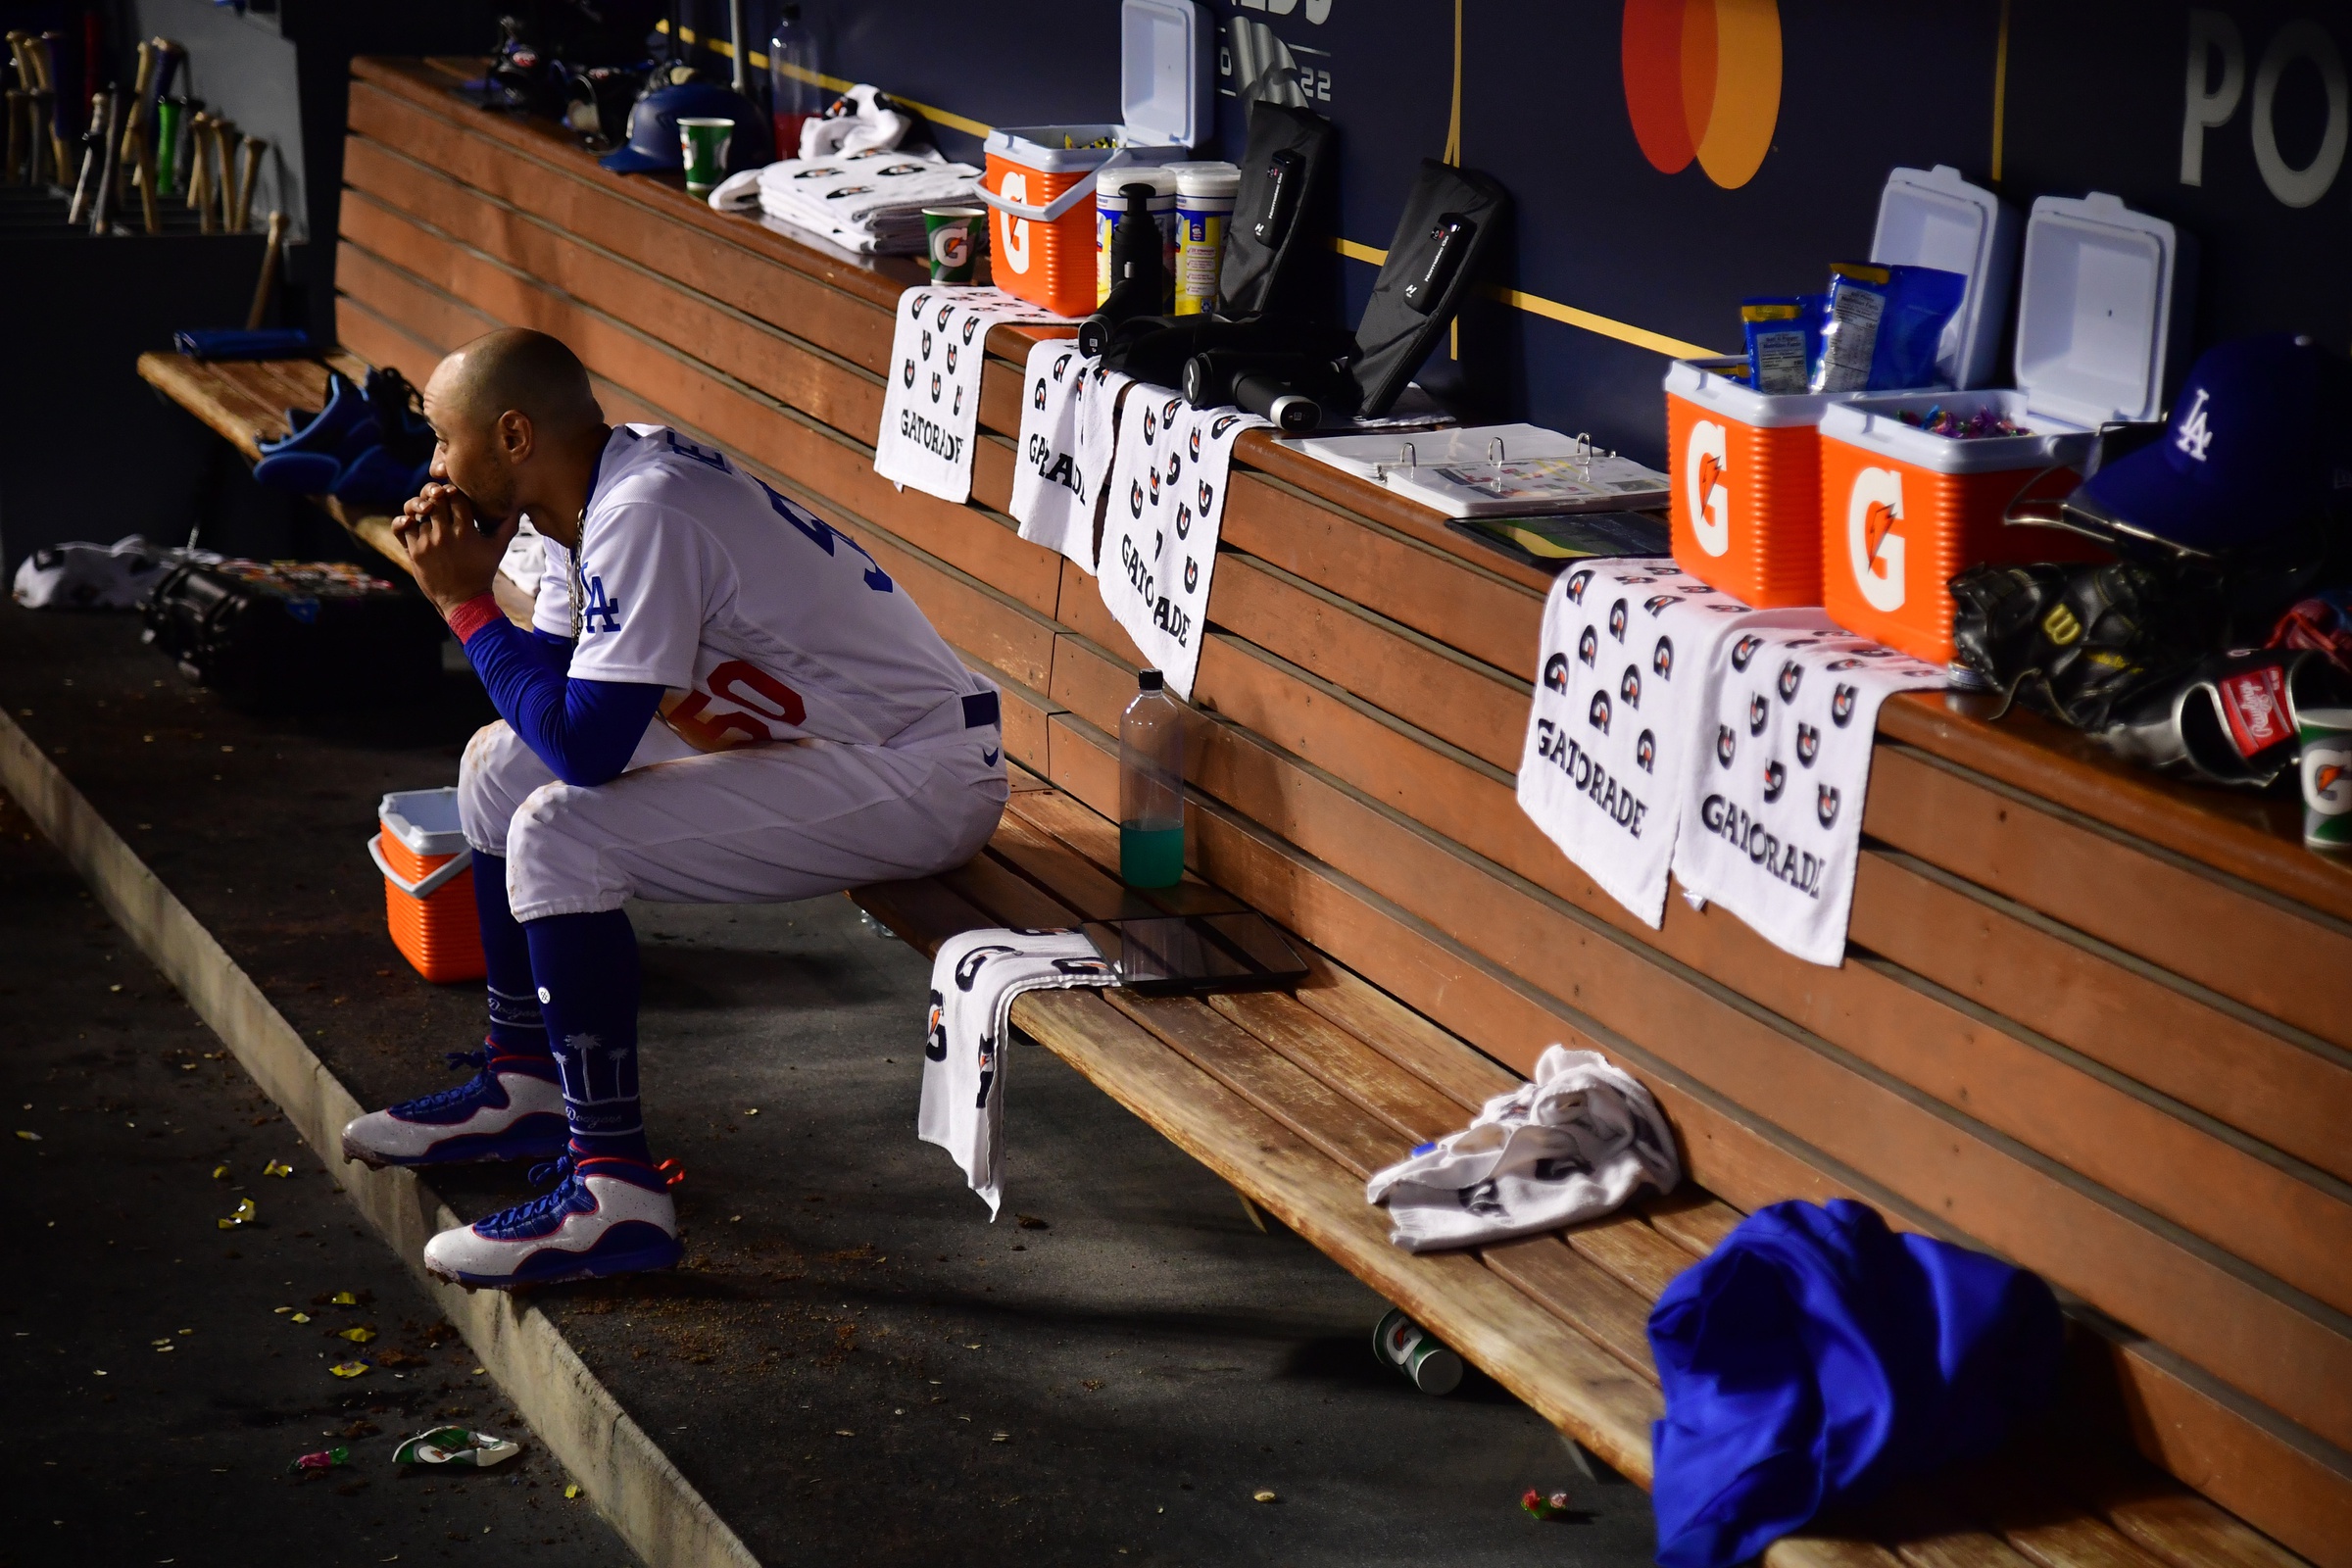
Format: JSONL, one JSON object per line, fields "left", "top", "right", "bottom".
{"left": 333, "top": 57, "right": 2352, "bottom": 1565}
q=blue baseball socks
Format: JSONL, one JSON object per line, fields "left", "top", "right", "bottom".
{"left": 522, "top": 907, "right": 656, "bottom": 1166}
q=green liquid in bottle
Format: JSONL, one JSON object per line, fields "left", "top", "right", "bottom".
{"left": 1119, "top": 823, "right": 1186, "bottom": 889}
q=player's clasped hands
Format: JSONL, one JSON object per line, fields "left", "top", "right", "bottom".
{"left": 394, "top": 480, "right": 514, "bottom": 615}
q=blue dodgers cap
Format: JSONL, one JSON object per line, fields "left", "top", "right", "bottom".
{"left": 2076, "top": 332, "right": 2352, "bottom": 553}
{"left": 599, "top": 81, "right": 771, "bottom": 174}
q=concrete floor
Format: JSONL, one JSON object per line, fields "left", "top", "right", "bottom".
{"left": 0, "top": 787, "right": 636, "bottom": 1568}
{"left": 0, "top": 604, "right": 1663, "bottom": 1566}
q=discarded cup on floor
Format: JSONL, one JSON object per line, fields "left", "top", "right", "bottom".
{"left": 676, "top": 117, "right": 734, "bottom": 195}
{"left": 923, "top": 205, "right": 986, "bottom": 283}
{"left": 394, "top": 1426, "right": 522, "bottom": 1469}
{"left": 2300, "top": 706, "right": 2352, "bottom": 849}
{"left": 1372, "top": 1305, "right": 1463, "bottom": 1396}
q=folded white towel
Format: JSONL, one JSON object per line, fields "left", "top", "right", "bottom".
{"left": 917, "top": 928, "right": 1118, "bottom": 1216}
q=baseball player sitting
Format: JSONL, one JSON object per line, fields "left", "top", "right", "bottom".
{"left": 341, "top": 328, "right": 1006, "bottom": 1288}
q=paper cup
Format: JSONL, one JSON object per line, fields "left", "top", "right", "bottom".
{"left": 677, "top": 117, "right": 734, "bottom": 195}
{"left": 923, "top": 206, "right": 986, "bottom": 283}
{"left": 2299, "top": 705, "right": 2352, "bottom": 849}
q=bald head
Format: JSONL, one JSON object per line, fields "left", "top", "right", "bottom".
{"left": 421, "top": 329, "right": 611, "bottom": 542}
{"left": 432, "top": 328, "right": 603, "bottom": 438}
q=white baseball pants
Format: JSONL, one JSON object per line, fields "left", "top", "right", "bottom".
{"left": 459, "top": 703, "right": 1008, "bottom": 923}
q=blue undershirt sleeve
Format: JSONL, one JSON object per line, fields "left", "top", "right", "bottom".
{"left": 462, "top": 616, "right": 664, "bottom": 787}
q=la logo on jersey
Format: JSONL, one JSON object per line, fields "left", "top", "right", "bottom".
{"left": 2175, "top": 388, "right": 2215, "bottom": 463}
{"left": 579, "top": 575, "right": 621, "bottom": 634}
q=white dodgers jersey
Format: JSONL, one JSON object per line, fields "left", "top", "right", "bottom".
{"left": 533, "top": 424, "right": 986, "bottom": 750}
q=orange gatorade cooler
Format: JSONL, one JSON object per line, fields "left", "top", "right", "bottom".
{"left": 1665, "top": 166, "right": 2019, "bottom": 607}
{"left": 1665, "top": 361, "right": 1853, "bottom": 606}
{"left": 978, "top": 0, "right": 1205, "bottom": 318}
{"left": 369, "top": 787, "right": 485, "bottom": 984}
{"left": 1817, "top": 191, "right": 2196, "bottom": 665}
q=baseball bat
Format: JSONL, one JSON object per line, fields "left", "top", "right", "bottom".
{"left": 247, "top": 209, "right": 286, "bottom": 329}
{"left": 6, "top": 91, "right": 24, "bottom": 187}
{"left": 65, "top": 90, "right": 100, "bottom": 223}
{"left": 232, "top": 135, "right": 262, "bottom": 232}
{"left": 87, "top": 88, "right": 122, "bottom": 235}
{"left": 186, "top": 111, "right": 214, "bottom": 232}
{"left": 34, "top": 33, "right": 68, "bottom": 183}
{"left": 209, "top": 115, "right": 235, "bottom": 232}
{"left": 134, "top": 123, "right": 158, "bottom": 233}
{"left": 150, "top": 37, "right": 184, "bottom": 101}
{"left": 119, "top": 40, "right": 154, "bottom": 167}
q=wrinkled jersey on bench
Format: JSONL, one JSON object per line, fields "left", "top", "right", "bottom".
{"left": 533, "top": 423, "right": 985, "bottom": 753}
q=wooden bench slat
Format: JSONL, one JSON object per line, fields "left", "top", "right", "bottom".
{"left": 1867, "top": 747, "right": 2352, "bottom": 1054}
{"left": 1105, "top": 990, "right": 1415, "bottom": 1182}
{"left": 1203, "top": 988, "right": 1466, "bottom": 1146}
{"left": 1642, "top": 1190, "right": 1751, "bottom": 1258}
{"left": 1013, "top": 988, "right": 1669, "bottom": 1488}
{"left": 1480, "top": 1234, "right": 1667, "bottom": 1382}
{"left": 1564, "top": 1213, "right": 1701, "bottom": 1303}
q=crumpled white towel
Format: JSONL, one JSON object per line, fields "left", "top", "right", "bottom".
{"left": 12, "top": 535, "right": 190, "bottom": 610}
{"left": 917, "top": 928, "right": 1118, "bottom": 1217}
{"left": 1366, "top": 1046, "right": 1680, "bottom": 1252}
{"left": 1009, "top": 339, "right": 1132, "bottom": 572}
{"left": 801, "top": 83, "right": 913, "bottom": 161}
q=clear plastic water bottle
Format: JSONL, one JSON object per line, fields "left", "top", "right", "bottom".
{"left": 1120, "top": 669, "right": 1186, "bottom": 888}
{"left": 767, "top": 4, "right": 823, "bottom": 162}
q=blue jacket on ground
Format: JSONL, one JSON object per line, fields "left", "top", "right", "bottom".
{"left": 1646, "top": 1198, "right": 2063, "bottom": 1568}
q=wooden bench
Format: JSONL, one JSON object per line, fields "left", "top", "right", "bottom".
{"left": 138, "top": 51, "right": 2352, "bottom": 1568}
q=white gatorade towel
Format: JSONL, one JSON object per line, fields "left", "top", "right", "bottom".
{"left": 1008, "top": 337, "right": 1121, "bottom": 570}
{"left": 1668, "top": 625, "right": 1944, "bottom": 965}
{"left": 1516, "top": 559, "right": 1803, "bottom": 928}
{"left": 1095, "top": 386, "right": 1268, "bottom": 698}
{"left": 917, "top": 928, "right": 1117, "bottom": 1217}
{"left": 1365, "top": 1045, "right": 1680, "bottom": 1252}
{"left": 873, "top": 285, "right": 1059, "bottom": 505}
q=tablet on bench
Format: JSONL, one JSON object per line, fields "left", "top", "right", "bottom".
{"left": 1080, "top": 912, "right": 1309, "bottom": 997}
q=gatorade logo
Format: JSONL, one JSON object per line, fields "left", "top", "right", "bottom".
{"left": 1846, "top": 466, "right": 1907, "bottom": 613}
{"left": 997, "top": 172, "right": 1031, "bottom": 273}
{"left": 1686, "top": 419, "right": 1731, "bottom": 556}
{"left": 1622, "top": 0, "right": 1784, "bottom": 189}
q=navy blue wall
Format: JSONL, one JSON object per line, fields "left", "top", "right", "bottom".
{"left": 679, "top": 1, "right": 2352, "bottom": 467}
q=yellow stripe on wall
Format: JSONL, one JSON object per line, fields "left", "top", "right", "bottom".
{"left": 655, "top": 21, "right": 995, "bottom": 140}
{"left": 665, "top": 24, "right": 1721, "bottom": 363}
{"left": 1324, "top": 238, "right": 1726, "bottom": 360}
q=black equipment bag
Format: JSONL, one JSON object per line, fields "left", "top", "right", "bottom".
{"left": 141, "top": 559, "right": 446, "bottom": 711}
{"left": 1348, "top": 160, "right": 1510, "bottom": 416}
{"left": 1215, "top": 101, "right": 1339, "bottom": 321}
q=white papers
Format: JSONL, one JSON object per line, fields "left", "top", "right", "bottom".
{"left": 1291, "top": 422, "right": 1670, "bottom": 516}
{"left": 1669, "top": 627, "right": 1944, "bottom": 966}
{"left": 872, "top": 285, "right": 1059, "bottom": 505}
{"left": 1094, "top": 385, "right": 1268, "bottom": 698}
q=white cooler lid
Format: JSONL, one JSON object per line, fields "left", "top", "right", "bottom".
{"left": 1869, "top": 165, "right": 2018, "bottom": 391}
{"left": 2013, "top": 191, "right": 2196, "bottom": 431}
{"left": 1122, "top": 0, "right": 1209, "bottom": 148}
{"left": 379, "top": 787, "right": 469, "bottom": 858}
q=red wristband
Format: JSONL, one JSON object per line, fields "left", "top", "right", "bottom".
{"left": 446, "top": 593, "right": 505, "bottom": 646}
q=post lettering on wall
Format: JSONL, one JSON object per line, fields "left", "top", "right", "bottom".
{"left": 2181, "top": 9, "right": 2348, "bottom": 209}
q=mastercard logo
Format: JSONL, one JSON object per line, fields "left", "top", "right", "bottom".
{"left": 1621, "top": 0, "right": 1783, "bottom": 189}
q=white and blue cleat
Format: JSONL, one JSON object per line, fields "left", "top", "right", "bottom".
{"left": 339, "top": 1051, "right": 569, "bottom": 1169}
{"left": 422, "top": 1156, "right": 682, "bottom": 1290}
